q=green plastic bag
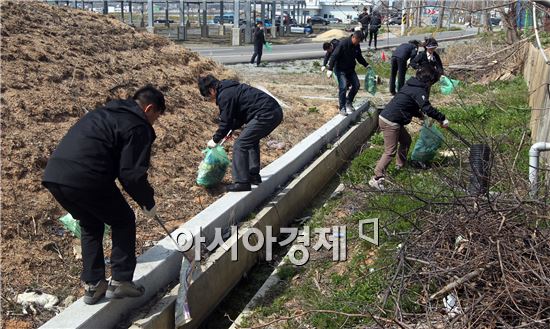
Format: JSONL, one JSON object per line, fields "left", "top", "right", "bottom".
{"left": 440, "top": 76, "right": 459, "bottom": 95}
{"left": 264, "top": 42, "right": 273, "bottom": 52}
{"left": 410, "top": 122, "right": 444, "bottom": 163}
{"left": 58, "top": 213, "right": 110, "bottom": 239}
{"left": 364, "top": 67, "right": 377, "bottom": 95}
{"left": 196, "top": 145, "right": 230, "bottom": 187}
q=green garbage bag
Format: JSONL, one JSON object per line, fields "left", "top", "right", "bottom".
{"left": 410, "top": 121, "right": 444, "bottom": 163}
{"left": 440, "top": 76, "right": 459, "bottom": 95}
{"left": 364, "top": 67, "right": 377, "bottom": 95}
{"left": 264, "top": 42, "right": 273, "bottom": 52}
{"left": 59, "top": 213, "right": 110, "bottom": 239}
{"left": 196, "top": 145, "right": 230, "bottom": 187}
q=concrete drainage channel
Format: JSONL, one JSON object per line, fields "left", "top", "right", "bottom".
{"left": 40, "top": 102, "right": 379, "bottom": 329}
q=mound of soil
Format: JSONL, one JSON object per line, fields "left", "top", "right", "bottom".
{"left": 0, "top": 2, "right": 335, "bottom": 328}
{"left": 312, "top": 29, "right": 349, "bottom": 42}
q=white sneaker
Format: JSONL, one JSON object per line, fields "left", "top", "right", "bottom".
{"left": 339, "top": 108, "right": 348, "bottom": 116}
{"left": 368, "top": 176, "right": 385, "bottom": 191}
{"left": 345, "top": 102, "right": 355, "bottom": 114}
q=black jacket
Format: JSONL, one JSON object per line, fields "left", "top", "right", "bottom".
{"left": 369, "top": 15, "right": 381, "bottom": 31}
{"left": 392, "top": 42, "right": 418, "bottom": 61}
{"left": 253, "top": 27, "right": 266, "bottom": 47}
{"left": 327, "top": 37, "right": 369, "bottom": 72}
{"left": 323, "top": 38, "right": 340, "bottom": 66}
{"left": 359, "top": 13, "right": 370, "bottom": 27}
{"left": 410, "top": 50, "right": 444, "bottom": 76}
{"left": 42, "top": 99, "right": 156, "bottom": 209}
{"left": 213, "top": 80, "right": 280, "bottom": 143}
{"left": 380, "top": 77, "right": 446, "bottom": 126}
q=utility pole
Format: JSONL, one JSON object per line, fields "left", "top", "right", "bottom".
{"left": 103, "top": 0, "right": 108, "bottom": 14}
{"left": 232, "top": 0, "right": 240, "bottom": 45}
{"left": 147, "top": 0, "right": 154, "bottom": 33}
{"left": 401, "top": 0, "right": 406, "bottom": 35}
{"left": 245, "top": 0, "right": 252, "bottom": 43}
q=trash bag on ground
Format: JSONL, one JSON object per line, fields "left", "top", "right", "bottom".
{"left": 264, "top": 42, "right": 273, "bottom": 52}
{"left": 410, "top": 121, "right": 444, "bottom": 163}
{"left": 440, "top": 76, "right": 459, "bottom": 95}
{"left": 364, "top": 66, "right": 377, "bottom": 95}
{"left": 196, "top": 145, "right": 230, "bottom": 187}
{"left": 58, "top": 213, "right": 110, "bottom": 239}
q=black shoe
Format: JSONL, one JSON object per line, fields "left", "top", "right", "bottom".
{"left": 83, "top": 280, "right": 108, "bottom": 305}
{"left": 105, "top": 280, "right": 145, "bottom": 299}
{"left": 250, "top": 174, "right": 262, "bottom": 185}
{"left": 226, "top": 183, "right": 252, "bottom": 192}
{"left": 390, "top": 91, "right": 396, "bottom": 96}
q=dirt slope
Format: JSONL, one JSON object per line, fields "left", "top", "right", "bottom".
{"left": 0, "top": 2, "right": 333, "bottom": 328}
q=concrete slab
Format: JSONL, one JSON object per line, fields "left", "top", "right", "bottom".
{"left": 40, "top": 103, "right": 370, "bottom": 329}
{"left": 129, "top": 107, "right": 379, "bottom": 329}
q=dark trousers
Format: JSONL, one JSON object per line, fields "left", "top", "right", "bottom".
{"left": 250, "top": 44, "right": 263, "bottom": 66}
{"left": 389, "top": 56, "right": 407, "bottom": 94}
{"left": 44, "top": 182, "right": 136, "bottom": 283}
{"left": 335, "top": 69, "right": 360, "bottom": 110}
{"left": 232, "top": 108, "right": 283, "bottom": 183}
{"left": 361, "top": 26, "right": 368, "bottom": 41}
{"left": 368, "top": 28, "right": 378, "bottom": 48}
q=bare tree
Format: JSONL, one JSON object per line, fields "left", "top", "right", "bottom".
{"left": 498, "top": 2, "right": 519, "bottom": 44}
{"left": 437, "top": 0, "right": 446, "bottom": 28}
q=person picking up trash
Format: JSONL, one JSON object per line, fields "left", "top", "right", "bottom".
{"left": 410, "top": 37, "right": 444, "bottom": 81}
{"left": 198, "top": 75, "right": 283, "bottom": 192}
{"left": 389, "top": 40, "right": 420, "bottom": 95}
{"left": 321, "top": 38, "right": 340, "bottom": 72}
{"left": 250, "top": 21, "right": 267, "bottom": 67}
{"left": 369, "top": 64, "right": 449, "bottom": 191}
{"left": 325, "top": 30, "right": 369, "bottom": 116}
{"left": 42, "top": 85, "right": 166, "bottom": 304}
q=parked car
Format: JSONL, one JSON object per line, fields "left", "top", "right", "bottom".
{"left": 154, "top": 18, "right": 175, "bottom": 24}
{"left": 490, "top": 17, "right": 501, "bottom": 26}
{"left": 327, "top": 17, "right": 342, "bottom": 24}
{"left": 309, "top": 16, "right": 329, "bottom": 25}
{"left": 386, "top": 16, "right": 401, "bottom": 25}
{"left": 213, "top": 14, "right": 234, "bottom": 24}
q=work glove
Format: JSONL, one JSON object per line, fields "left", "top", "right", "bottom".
{"left": 326, "top": 70, "right": 333, "bottom": 78}
{"left": 142, "top": 205, "right": 157, "bottom": 219}
{"left": 321, "top": 65, "right": 326, "bottom": 72}
{"left": 207, "top": 139, "right": 217, "bottom": 148}
{"left": 440, "top": 119, "right": 449, "bottom": 128}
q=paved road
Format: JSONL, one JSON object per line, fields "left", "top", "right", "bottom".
{"left": 189, "top": 29, "right": 478, "bottom": 64}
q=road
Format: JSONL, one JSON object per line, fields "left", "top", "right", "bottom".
{"left": 189, "top": 29, "right": 478, "bottom": 64}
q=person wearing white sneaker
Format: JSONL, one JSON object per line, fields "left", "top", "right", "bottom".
{"left": 325, "top": 31, "right": 369, "bottom": 117}
{"left": 371, "top": 65, "right": 449, "bottom": 188}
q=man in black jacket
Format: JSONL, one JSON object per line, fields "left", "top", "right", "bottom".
{"left": 410, "top": 38, "right": 444, "bottom": 80}
{"left": 368, "top": 11, "right": 382, "bottom": 50}
{"left": 321, "top": 38, "right": 340, "bottom": 72}
{"left": 369, "top": 65, "right": 449, "bottom": 191}
{"left": 199, "top": 75, "right": 283, "bottom": 192}
{"left": 389, "top": 40, "right": 420, "bottom": 95}
{"left": 358, "top": 9, "right": 370, "bottom": 42}
{"left": 326, "top": 31, "right": 369, "bottom": 116}
{"left": 250, "top": 21, "right": 266, "bottom": 67}
{"left": 42, "top": 85, "right": 166, "bottom": 304}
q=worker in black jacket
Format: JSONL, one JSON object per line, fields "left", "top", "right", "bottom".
{"left": 389, "top": 40, "right": 420, "bottom": 95}
{"left": 369, "top": 65, "right": 449, "bottom": 191}
{"left": 42, "top": 85, "right": 166, "bottom": 304}
{"left": 321, "top": 38, "right": 340, "bottom": 71}
{"left": 198, "top": 75, "right": 283, "bottom": 192}
{"left": 326, "top": 31, "right": 369, "bottom": 116}
{"left": 358, "top": 9, "right": 370, "bottom": 42}
{"left": 368, "top": 11, "right": 382, "bottom": 50}
{"left": 410, "top": 38, "right": 444, "bottom": 80}
{"left": 250, "top": 21, "right": 266, "bottom": 67}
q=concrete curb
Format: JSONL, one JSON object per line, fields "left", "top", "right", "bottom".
{"left": 129, "top": 107, "right": 380, "bottom": 329}
{"left": 40, "top": 102, "right": 370, "bottom": 329}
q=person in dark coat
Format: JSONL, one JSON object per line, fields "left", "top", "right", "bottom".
{"left": 410, "top": 37, "right": 444, "bottom": 80}
{"left": 368, "top": 11, "right": 382, "bottom": 49}
{"left": 389, "top": 40, "right": 420, "bottom": 95}
{"left": 42, "top": 85, "right": 166, "bottom": 305}
{"left": 358, "top": 9, "right": 370, "bottom": 42}
{"left": 325, "top": 31, "right": 369, "bottom": 116}
{"left": 199, "top": 75, "right": 283, "bottom": 192}
{"left": 369, "top": 65, "right": 449, "bottom": 191}
{"left": 321, "top": 38, "right": 340, "bottom": 71}
{"left": 250, "top": 21, "right": 267, "bottom": 67}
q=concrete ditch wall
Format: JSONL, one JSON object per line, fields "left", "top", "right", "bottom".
{"left": 130, "top": 107, "right": 380, "bottom": 329}
{"left": 40, "top": 103, "right": 374, "bottom": 329}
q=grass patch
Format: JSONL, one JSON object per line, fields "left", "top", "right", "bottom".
{"left": 407, "top": 26, "right": 462, "bottom": 35}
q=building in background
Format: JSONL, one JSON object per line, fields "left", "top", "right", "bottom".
{"left": 304, "top": 0, "right": 374, "bottom": 23}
